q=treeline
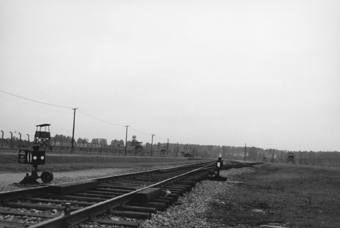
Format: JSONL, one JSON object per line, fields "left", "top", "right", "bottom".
{"left": 51, "top": 134, "right": 340, "bottom": 166}
{"left": 223, "top": 146, "right": 340, "bottom": 167}
{"left": 53, "top": 135, "right": 124, "bottom": 147}
{"left": 51, "top": 134, "right": 226, "bottom": 156}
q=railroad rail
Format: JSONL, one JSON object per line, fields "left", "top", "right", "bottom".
{"left": 0, "top": 161, "right": 260, "bottom": 228}
{"left": 0, "top": 161, "right": 217, "bottom": 227}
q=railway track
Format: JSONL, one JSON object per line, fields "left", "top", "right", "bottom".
{"left": 0, "top": 161, "right": 218, "bottom": 228}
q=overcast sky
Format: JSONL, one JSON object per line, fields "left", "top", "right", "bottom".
{"left": 1, "top": 0, "right": 339, "bottom": 152}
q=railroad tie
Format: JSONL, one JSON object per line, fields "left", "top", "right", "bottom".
{"left": 157, "top": 196, "right": 174, "bottom": 205}
{"left": 128, "top": 201, "right": 167, "bottom": 211}
{"left": 41, "top": 193, "right": 104, "bottom": 202}
{"left": 0, "top": 209, "right": 57, "bottom": 218}
{"left": 92, "top": 219, "right": 139, "bottom": 228}
{"left": 119, "top": 205, "right": 157, "bottom": 213}
{"left": 163, "top": 187, "right": 184, "bottom": 196}
{"left": 151, "top": 198, "right": 170, "bottom": 207}
{"left": 111, "top": 209, "right": 152, "bottom": 219}
{"left": 172, "top": 184, "right": 193, "bottom": 191}
{"left": 0, "top": 220, "right": 28, "bottom": 228}
{"left": 3, "top": 202, "right": 79, "bottom": 212}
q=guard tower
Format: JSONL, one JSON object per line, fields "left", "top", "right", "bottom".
{"left": 34, "top": 124, "right": 52, "bottom": 151}
{"left": 287, "top": 152, "right": 295, "bottom": 164}
{"left": 131, "top": 136, "right": 143, "bottom": 155}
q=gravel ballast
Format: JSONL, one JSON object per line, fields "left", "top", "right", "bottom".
{"left": 140, "top": 168, "right": 255, "bottom": 228}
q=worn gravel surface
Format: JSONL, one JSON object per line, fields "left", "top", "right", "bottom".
{"left": 0, "top": 168, "right": 141, "bottom": 192}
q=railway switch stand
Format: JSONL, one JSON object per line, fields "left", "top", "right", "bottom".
{"left": 207, "top": 155, "right": 227, "bottom": 181}
{"left": 216, "top": 155, "right": 223, "bottom": 177}
{"left": 18, "top": 145, "right": 54, "bottom": 184}
{"left": 64, "top": 203, "right": 72, "bottom": 216}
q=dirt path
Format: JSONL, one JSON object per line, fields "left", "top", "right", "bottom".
{"left": 0, "top": 168, "right": 134, "bottom": 191}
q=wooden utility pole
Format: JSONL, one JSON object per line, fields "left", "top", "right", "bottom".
{"left": 151, "top": 134, "right": 155, "bottom": 156}
{"left": 177, "top": 142, "right": 179, "bottom": 157}
{"left": 71, "top": 108, "right": 77, "bottom": 153}
{"left": 244, "top": 143, "right": 247, "bottom": 161}
{"left": 125, "top": 126, "right": 128, "bottom": 156}
{"left": 167, "top": 139, "right": 169, "bottom": 156}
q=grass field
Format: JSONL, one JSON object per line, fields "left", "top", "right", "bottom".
{"left": 206, "top": 163, "right": 340, "bottom": 228}
{"left": 0, "top": 150, "right": 209, "bottom": 173}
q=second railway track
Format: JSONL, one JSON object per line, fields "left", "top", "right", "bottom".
{"left": 0, "top": 161, "right": 219, "bottom": 228}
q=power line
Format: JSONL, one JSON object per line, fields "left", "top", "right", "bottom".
{"left": 0, "top": 90, "right": 182, "bottom": 144}
{"left": 154, "top": 135, "right": 166, "bottom": 140}
{"left": 78, "top": 110, "right": 126, "bottom": 127}
{"left": 0, "top": 89, "right": 74, "bottom": 109}
{"left": 129, "top": 127, "right": 152, "bottom": 136}
{"left": 0, "top": 93, "right": 69, "bottom": 114}
{"left": 73, "top": 110, "right": 175, "bottom": 142}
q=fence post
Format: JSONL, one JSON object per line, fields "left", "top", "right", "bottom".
{"left": 1, "top": 130, "right": 3, "bottom": 148}
{"left": 18, "top": 132, "right": 22, "bottom": 148}
{"left": 10, "top": 131, "right": 13, "bottom": 149}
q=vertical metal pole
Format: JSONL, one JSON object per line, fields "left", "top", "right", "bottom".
{"left": 71, "top": 108, "right": 77, "bottom": 153}
{"left": 167, "top": 139, "right": 169, "bottom": 156}
{"left": 244, "top": 143, "right": 247, "bottom": 161}
{"left": 177, "top": 142, "right": 179, "bottom": 157}
{"left": 125, "top": 126, "right": 128, "bottom": 156}
{"left": 151, "top": 134, "right": 154, "bottom": 156}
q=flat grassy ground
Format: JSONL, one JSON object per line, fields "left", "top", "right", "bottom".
{"left": 206, "top": 163, "right": 340, "bottom": 228}
{"left": 0, "top": 150, "right": 208, "bottom": 173}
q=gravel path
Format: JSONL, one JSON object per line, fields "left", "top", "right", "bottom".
{"left": 0, "top": 168, "right": 138, "bottom": 192}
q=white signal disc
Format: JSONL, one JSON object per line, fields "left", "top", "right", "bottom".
{"left": 27, "top": 152, "right": 32, "bottom": 163}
